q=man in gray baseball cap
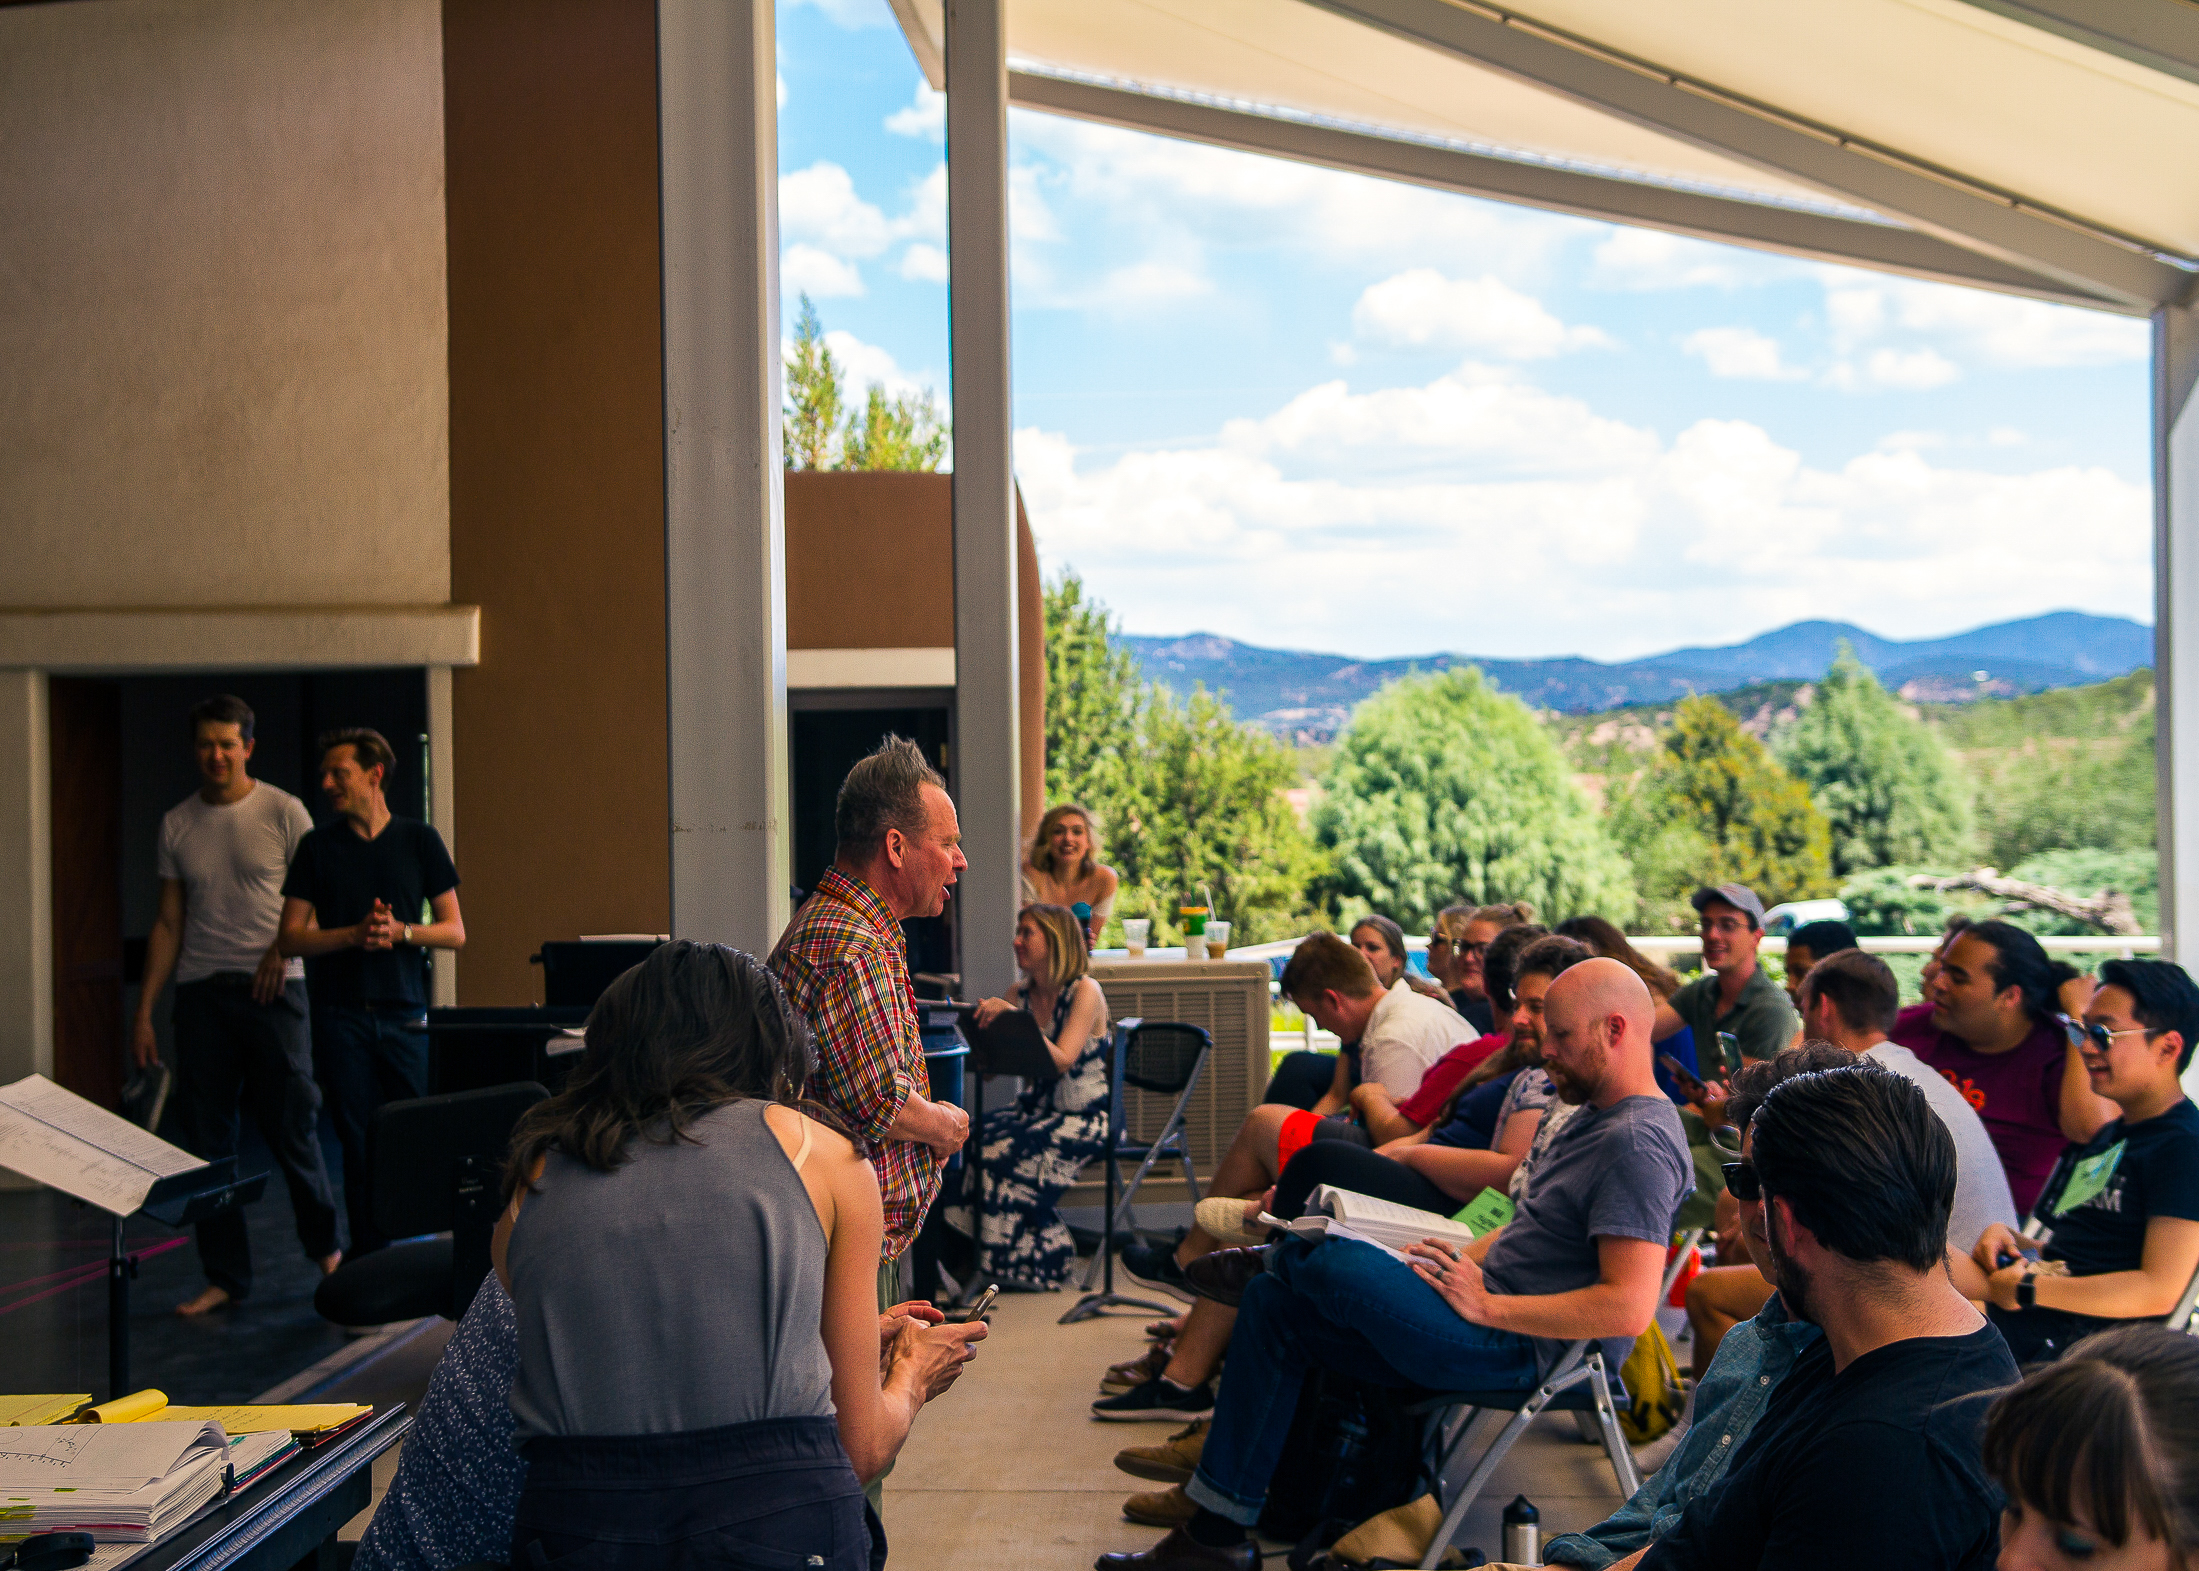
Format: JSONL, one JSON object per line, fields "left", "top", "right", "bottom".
{"left": 1655, "top": 884, "right": 1799, "bottom": 1079}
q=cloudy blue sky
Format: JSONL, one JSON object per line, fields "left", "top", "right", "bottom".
{"left": 776, "top": 0, "right": 2153, "bottom": 664}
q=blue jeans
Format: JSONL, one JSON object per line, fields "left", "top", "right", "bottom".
{"left": 1187, "top": 1236, "right": 1541, "bottom": 1525}
{"left": 313, "top": 1003, "right": 429, "bottom": 1256}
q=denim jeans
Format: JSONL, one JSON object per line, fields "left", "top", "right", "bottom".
{"left": 312, "top": 1002, "right": 429, "bottom": 1256}
{"left": 1186, "top": 1235, "right": 1541, "bottom": 1526}
{"left": 173, "top": 977, "right": 340, "bottom": 1297}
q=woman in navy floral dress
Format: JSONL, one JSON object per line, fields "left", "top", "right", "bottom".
{"left": 970, "top": 903, "right": 1111, "bottom": 1289}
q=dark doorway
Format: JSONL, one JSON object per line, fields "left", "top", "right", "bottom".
{"left": 791, "top": 703, "right": 955, "bottom": 982}
{"left": 50, "top": 678, "right": 124, "bottom": 1108}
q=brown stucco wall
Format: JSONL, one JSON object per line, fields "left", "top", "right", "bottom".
{"left": 444, "top": 0, "right": 670, "bottom": 1003}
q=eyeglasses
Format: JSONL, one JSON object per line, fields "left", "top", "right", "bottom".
{"left": 2058, "top": 1014, "right": 2156, "bottom": 1052}
{"left": 1720, "top": 1160, "right": 1762, "bottom": 1203}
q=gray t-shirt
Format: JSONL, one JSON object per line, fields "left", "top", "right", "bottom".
{"left": 1483, "top": 1093, "right": 1694, "bottom": 1375}
{"left": 1865, "top": 1041, "right": 2020, "bottom": 1252}
{"left": 156, "top": 781, "right": 314, "bottom": 985}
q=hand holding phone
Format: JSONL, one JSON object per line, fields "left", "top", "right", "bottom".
{"left": 969, "top": 1283, "right": 1000, "bottom": 1320}
{"left": 1659, "top": 1053, "right": 1708, "bottom": 1099}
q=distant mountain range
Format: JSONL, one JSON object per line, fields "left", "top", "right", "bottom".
{"left": 1119, "top": 611, "right": 2154, "bottom": 739}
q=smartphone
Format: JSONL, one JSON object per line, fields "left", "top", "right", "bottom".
{"left": 1996, "top": 1241, "right": 2044, "bottom": 1269}
{"left": 1660, "top": 1054, "right": 1708, "bottom": 1100}
{"left": 969, "top": 1283, "right": 1000, "bottom": 1320}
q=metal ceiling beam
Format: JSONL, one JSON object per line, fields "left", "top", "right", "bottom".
{"left": 1302, "top": 0, "right": 2194, "bottom": 311}
{"left": 1010, "top": 71, "right": 2140, "bottom": 315}
{"left": 1956, "top": 0, "right": 2199, "bottom": 89}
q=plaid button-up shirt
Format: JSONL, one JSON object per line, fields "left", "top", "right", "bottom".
{"left": 769, "top": 865, "right": 942, "bottom": 1260}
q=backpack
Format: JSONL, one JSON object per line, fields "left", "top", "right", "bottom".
{"left": 1617, "top": 1322, "right": 1686, "bottom": 1446}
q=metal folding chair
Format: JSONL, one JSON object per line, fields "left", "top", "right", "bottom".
{"left": 1074, "top": 1018, "right": 1213, "bottom": 1293}
{"left": 2164, "top": 1261, "right": 2199, "bottom": 1334}
{"left": 1409, "top": 1339, "right": 1642, "bottom": 1570}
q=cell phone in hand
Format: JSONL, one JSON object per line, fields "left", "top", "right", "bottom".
{"left": 969, "top": 1283, "right": 1000, "bottom": 1320}
{"left": 1997, "top": 1241, "right": 2044, "bottom": 1269}
{"left": 1659, "top": 1053, "right": 1709, "bottom": 1099}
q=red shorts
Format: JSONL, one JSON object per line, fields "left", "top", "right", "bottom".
{"left": 1277, "top": 1109, "right": 1328, "bottom": 1174}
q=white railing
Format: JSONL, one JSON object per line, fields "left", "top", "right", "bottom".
{"left": 1214, "top": 933, "right": 2162, "bottom": 962}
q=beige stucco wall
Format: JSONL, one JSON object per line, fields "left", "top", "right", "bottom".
{"left": 0, "top": 0, "right": 450, "bottom": 609}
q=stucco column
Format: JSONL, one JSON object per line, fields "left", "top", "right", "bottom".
{"left": 0, "top": 672, "right": 53, "bottom": 1098}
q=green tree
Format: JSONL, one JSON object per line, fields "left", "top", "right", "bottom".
{"left": 841, "top": 383, "right": 948, "bottom": 472}
{"left": 783, "top": 294, "right": 843, "bottom": 470}
{"left": 1313, "top": 668, "right": 1633, "bottom": 932}
{"left": 1609, "top": 694, "right": 1831, "bottom": 927}
{"left": 1777, "top": 643, "right": 1973, "bottom": 876}
{"left": 1039, "top": 570, "right": 1324, "bottom": 945}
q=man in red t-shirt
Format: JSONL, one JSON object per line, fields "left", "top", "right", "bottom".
{"left": 1890, "top": 919, "right": 2115, "bottom": 1215}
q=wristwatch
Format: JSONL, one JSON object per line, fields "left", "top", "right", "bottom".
{"left": 401, "top": 923, "right": 413, "bottom": 946}
{"left": 2016, "top": 1269, "right": 2038, "bottom": 1310}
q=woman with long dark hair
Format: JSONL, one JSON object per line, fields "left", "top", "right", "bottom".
{"left": 491, "top": 940, "right": 985, "bottom": 1569}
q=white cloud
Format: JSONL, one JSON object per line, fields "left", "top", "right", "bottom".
{"left": 1590, "top": 229, "right": 1791, "bottom": 292}
{"left": 1876, "top": 430, "right": 1947, "bottom": 452}
{"left": 782, "top": 162, "right": 895, "bottom": 258}
{"left": 885, "top": 84, "right": 944, "bottom": 142}
{"left": 1864, "top": 347, "right": 1963, "bottom": 390}
{"left": 784, "top": 244, "right": 865, "bottom": 298}
{"left": 898, "top": 243, "right": 950, "bottom": 282}
{"left": 1016, "top": 363, "right": 2149, "bottom": 662}
{"left": 1352, "top": 271, "right": 1614, "bottom": 360}
{"left": 1988, "top": 426, "right": 2027, "bottom": 447}
{"left": 1680, "top": 326, "right": 1806, "bottom": 381}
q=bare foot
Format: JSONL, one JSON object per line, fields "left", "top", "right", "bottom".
{"left": 317, "top": 1251, "right": 343, "bottom": 1276}
{"left": 175, "top": 1285, "right": 232, "bottom": 1317}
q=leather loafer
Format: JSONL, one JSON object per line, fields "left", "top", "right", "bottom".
{"left": 1182, "top": 1245, "right": 1271, "bottom": 1308}
{"left": 1096, "top": 1526, "right": 1259, "bottom": 1571}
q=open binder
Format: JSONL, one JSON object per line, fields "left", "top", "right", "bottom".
{"left": 0, "top": 1075, "right": 266, "bottom": 1398}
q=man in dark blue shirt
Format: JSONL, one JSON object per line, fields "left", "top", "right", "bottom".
{"left": 280, "top": 728, "right": 464, "bottom": 1261}
{"left": 1957, "top": 958, "right": 2199, "bottom": 1363}
{"left": 1638, "top": 1066, "right": 2016, "bottom": 1571}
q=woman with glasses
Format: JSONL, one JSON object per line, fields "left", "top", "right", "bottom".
{"left": 1429, "top": 901, "right": 1533, "bottom": 1035}
{"left": 1950, "top": 958, "right": 2199, "bottom": 1365}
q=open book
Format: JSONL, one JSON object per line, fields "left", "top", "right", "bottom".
{"left": 1256, "top": 1185, "right": 1478, "bottom": 1261}
{"left": 0, "top": 1422, "right": 295, "bottom": 1543}
{"left": 0, "top": 1075, "right": 206, "bottom": 1217}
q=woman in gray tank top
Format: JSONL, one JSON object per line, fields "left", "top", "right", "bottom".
{"left": 491, "top": 941, "right": 986, "bottom": 1569}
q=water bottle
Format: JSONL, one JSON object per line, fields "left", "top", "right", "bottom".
{"left": 1501, "top": 1495, "right": 1540, "bottom": 1565}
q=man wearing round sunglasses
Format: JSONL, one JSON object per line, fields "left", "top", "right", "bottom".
{"left": 1951, "top": 958, "right": 2199, "bottom": 1365}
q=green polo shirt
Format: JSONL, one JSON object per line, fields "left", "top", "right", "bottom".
{"left": 1670, "top": 961, "right": 1800, "bottom": 1076}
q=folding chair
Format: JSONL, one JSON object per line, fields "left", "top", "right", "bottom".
{"left": 2164, "top": 1261, "right": 2199, "bottom": 1334}
{"left": 1075, "top": 1018, "right": 1213, "bottom": 1292}
{"left": 1409, "top": 1340, "right": 1642, "bottom": 1570}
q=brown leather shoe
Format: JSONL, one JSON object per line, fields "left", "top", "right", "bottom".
{"left": 1123, "top": 1483, "right": 1199, "bottom": 1528}
{"left": 1095, "top": 1527, "right": 1258, "bottom": 1571}
{"left": 1182, "top": 1245, "right": 1271, "bottom": 1308}
{"left": 1115, "top": 1418, "right": 1208, "bottom": 1483}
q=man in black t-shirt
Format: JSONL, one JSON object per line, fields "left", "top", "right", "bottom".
{"left": 1639, "top": 1066, "right": 2016, "bottom": 1571}
{"left": 1957, "top": 958, "right": 2199, "bottom": 1364}
{"left": 279, "top": 728, "right": 464, "bottom": 1261}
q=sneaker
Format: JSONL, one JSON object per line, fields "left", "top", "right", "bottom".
{"left": 1120, "top": 1239, "right": 1195, "bottom": 1302}
{"left": 1122, "top": 1483, "right": 1199, "bottom": 1528}
{"left": 1103, "top": 1343, "right": 1173, "bottom": 1395}
{"left": 1092, "top": 1376, "right": 1216, "bottom": 1423}
{"left": 1114, "top": 1419, "right": 1208, "bottom": 1483}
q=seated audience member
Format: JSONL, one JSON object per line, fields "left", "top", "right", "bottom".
{"left": 352, "top": 1275, "right": 526, "bottom": 1571}
{"left": 1982, "top": 1323, "right": 2199, "bottom": 1571}
{"left": 1654, "top": 885, "right": 1801, "bottom": 1081}
{"left": 1777, "top": 919, "right": 1857, "bottom": 1008}
{"left": 492, "top": 942, "right": 985, "bottom": 1569}
{"left": 1548, "top": 1044, "right": 1851, "bottom": 1569}
{"left": 1555, "top": 915, "right": 1695, "bottom": 1101}
{"left": 968, "top": 903, "right": 1111, "bottom": 1290}
{"left": 1633, "top": 1066, "right": 2019, "bottom": 1571}
{"left": 1351, "top": 913, "right": 1455, "bottom": 1006}
{"left": 1797, "top": 950, "right": 2019, "bottom": 1257}
{"left": 1891, "top": 913, "right": 1973, "bottom": 1039}
{"left": 1430, "top": 901, "right": 1535, "bottom": 1035}
{"left": 1954, "top": 958, "right": 2199, "bottom": 1365}
{"left": 1678, "top": 1041, "right": 1855, "bottom": 1384}
{"left": 1024, "top": 802, "right": 1119, "bottom": 939}
{"left": 1096, "top": 959, "right": 1692, "bottom": 1570}
{"left": 1893, "top": 918, "right": 2117, "bottom": 1215}
{"left": 1123, "top": 933, "right": 1461, "bottom": 1297}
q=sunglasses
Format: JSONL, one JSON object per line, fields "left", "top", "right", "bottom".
{"left": 1721, "top": 1160, "right": 1762, "bottom": 1203}
{"left": 2058, "top": 1014, "right": 2155, "bottom": 1053}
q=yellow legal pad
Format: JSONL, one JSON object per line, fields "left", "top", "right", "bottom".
{"left": 0, "top": 1395, "right": 91, "bottom": 1427}
{"left": 74, "top": 1391, "right": 369, "bottom": 1435}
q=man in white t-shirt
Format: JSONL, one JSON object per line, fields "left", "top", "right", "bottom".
{"left": 132, "top": 695, "right": 342, "bottom": 1316}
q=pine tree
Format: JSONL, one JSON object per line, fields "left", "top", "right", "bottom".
{"left": 1778, "top": 643, "right": 1973, "bottom": 876}
{"left": 1610, "top": 694, "right": 1832, "bottom": 925}
{"left": 783, "top": 295, "right": 843, "bottom": 470}
{"left": 1313, "top": 668, "right": 1634, "bottom": 931}
{"left": 841, "top": 383, "right": 949, "bottom": 472}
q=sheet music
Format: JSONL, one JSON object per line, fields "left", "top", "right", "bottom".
{"left": 0, "top": 1421, "right": 224, "bottom": 1487}
{"left": 0, "top": 1076, "right": 205, "bottom": 1217}
{"left": 0, "top": 1076, "right": 203, "bottom": 1178}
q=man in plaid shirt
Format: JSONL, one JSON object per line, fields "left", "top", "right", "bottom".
{"left": 772, "top": 736, "right": 971, "bottom": 1280}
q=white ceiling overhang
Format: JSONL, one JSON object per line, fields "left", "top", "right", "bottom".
{"left": 889, "top": 0, "right": 2199, "bottom": 315}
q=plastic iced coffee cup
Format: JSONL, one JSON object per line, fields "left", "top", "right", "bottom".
{"left": 1203, "top": 920, "right": 1231, "bottom": 959}
{"left": 1122, "top": 918, "right": 1150, "bottom": 958}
